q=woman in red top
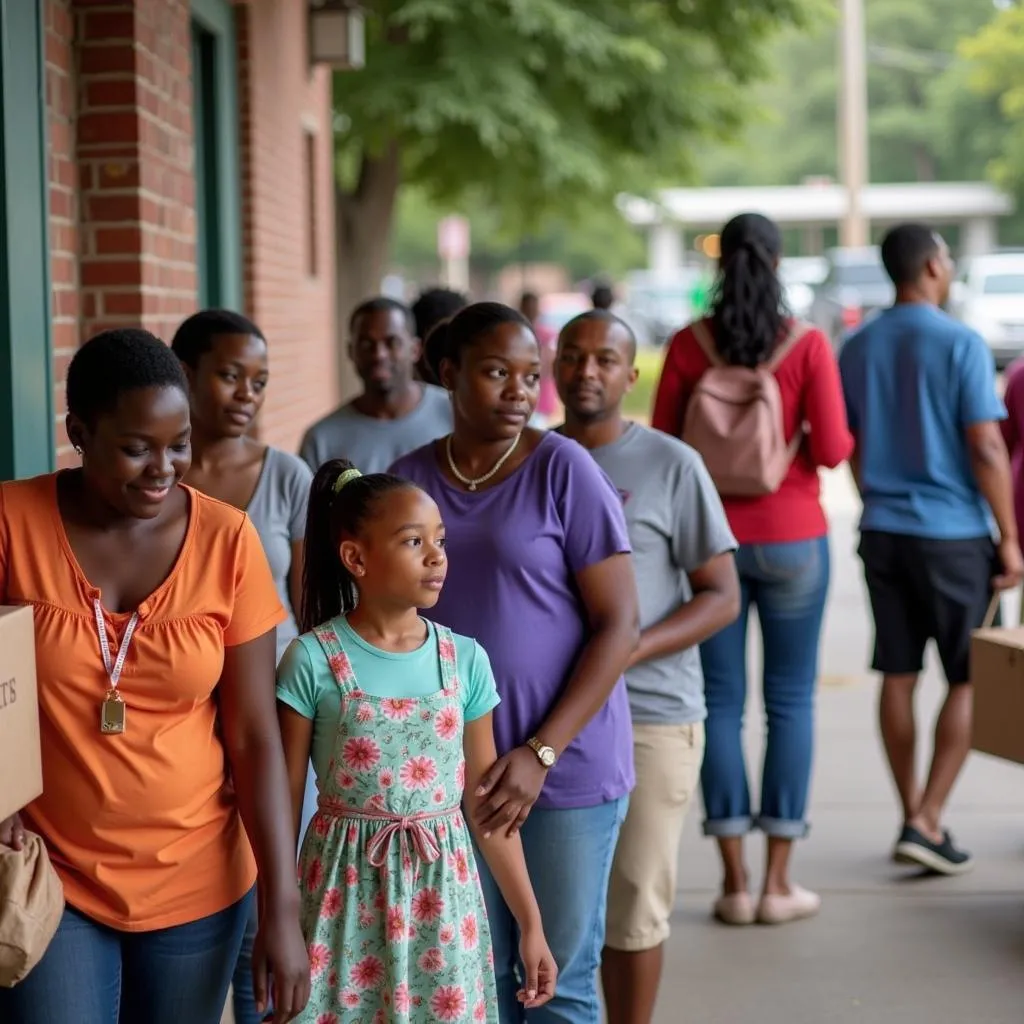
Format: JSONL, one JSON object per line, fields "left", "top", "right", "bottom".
{"left": 653, "top": 214, "right": 852, "bottom": 927}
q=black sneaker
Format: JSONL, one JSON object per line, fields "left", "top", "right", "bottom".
{"left": 893, "top": 825, "right": 974, "bottom": 875}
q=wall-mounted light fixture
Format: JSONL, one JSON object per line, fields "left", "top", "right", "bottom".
{"left": 309, "top": 1, "right": 366, "bottom": 70}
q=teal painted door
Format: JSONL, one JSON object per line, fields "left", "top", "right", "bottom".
{"left": 0, "top": 0, "right": 53, "bottom": 480}
{"left": 191, "top": 0, "right": 242, "bottom": 311}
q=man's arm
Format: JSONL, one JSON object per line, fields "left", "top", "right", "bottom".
{"left": 958, "top": 335, "right": 1023, "bottom": 589}
{"left": 630, "top": 552, "right": 739, "bottom": 667}
{"left": 965, "top": 421, "right": 1023, "bottom": 589}
{"left": 634, "top": 452, "right": 741, "bottom": 666}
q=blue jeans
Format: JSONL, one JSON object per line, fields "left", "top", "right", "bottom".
{"left": 476, "top": 797, "right": 628, "bottom": 1024}
{"left": 0, "top": 889, "right": 253, "bottom": 1024}
{"left": 233, "top": 762, "right": 318, "bottom": 1024}
{"left": 700, "top": 538, "right": 830, "bottom": 839}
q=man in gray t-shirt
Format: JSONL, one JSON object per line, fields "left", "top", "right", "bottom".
{"left": 557, "top": 310, "right": 738, "bottom": 1022}
{"left": 300, "top": 297, "right": 452, "bottom": 474}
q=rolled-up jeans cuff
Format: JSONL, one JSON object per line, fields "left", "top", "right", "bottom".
{"left": 703, "top": 816, "right": 753, "bottom": 838}
{"left": 756, "top": 816, "right": 810, "bottom": 839}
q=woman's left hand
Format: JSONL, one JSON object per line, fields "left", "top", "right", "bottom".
{"left": 474, "top": 746, "right": 548, "bottom": 838}
{"left": 252, "top": 906, "right": 311, "bottom": 1023}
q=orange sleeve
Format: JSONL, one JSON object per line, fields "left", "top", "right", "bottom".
{"left": 223, "top": 515, "right": 287, "bottom": 648}
{"left": 803, "top": 330, "right": 854, "bottom": 470}
{"left": 652, "top": 327, "right": 695, "bottom": 438}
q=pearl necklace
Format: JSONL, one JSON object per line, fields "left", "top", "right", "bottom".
{"left": 445, "top": 433, "right": 522, "bottom": 491}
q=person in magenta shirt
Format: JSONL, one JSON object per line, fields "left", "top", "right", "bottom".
{"left": 390, "top": 301, "right": 639, "bottom": 1024}
{"left": 519, "top": 291, "right": 560, "bottom": 425}
{"left": 653, "top": 213, "right": 853, "bottom": 928}
{"left": 1001, "top": 357, "right": 1024, "bottom": 554}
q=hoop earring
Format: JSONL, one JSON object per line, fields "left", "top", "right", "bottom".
{"left": 73, "top": 445, "right": 83, "bottom": 457}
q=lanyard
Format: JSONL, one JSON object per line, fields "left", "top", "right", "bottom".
{"left": 92, "top": 599, "right": 139, "bottom": 691}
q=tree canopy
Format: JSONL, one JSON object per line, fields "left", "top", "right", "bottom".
{"left": 697, "top": 0, "right": 1006, "bottom": 189}
{"left": 332, "top": 0, "right": 815, "bottom": 309}
{"left": 960, "top": 3, "right": 1024, "bottom": 194}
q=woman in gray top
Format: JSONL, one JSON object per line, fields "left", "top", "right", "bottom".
{"left": 172, "top": 309, "right": 312, "bottom": 1024}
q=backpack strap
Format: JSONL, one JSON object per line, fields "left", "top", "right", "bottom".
{"left": 767, "top": 319, "right": 812, "bottom": 371}
{"left": 690, "top": 319, "right": 722, "bottom": 368}
{"left": 435, "top": 623, "right": 460, "bottom": 695}
{"left": 693, "top": 317, "right": 811, "bottom": 371}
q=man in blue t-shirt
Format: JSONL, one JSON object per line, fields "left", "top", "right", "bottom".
{"left": 840, "top": 223, "right": 1023, "bottom": 876}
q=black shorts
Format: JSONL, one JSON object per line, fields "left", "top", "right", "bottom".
{"left": 858, "top": 530, "right": 996, "bottom": 685}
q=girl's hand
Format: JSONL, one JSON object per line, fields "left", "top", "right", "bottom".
{"left": 253, "top": 906, "right": 311, "bottom": 1023}
{"left": 517, "top": 925, "right": 557, "bottom": 1008}
{"left": 0, "top": 813, "right": 25, "bottom": 850}
{"left": 475, "top": 746, "right": 548, "bottom": 838}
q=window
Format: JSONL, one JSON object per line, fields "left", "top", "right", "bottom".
{"left": 192, "top": 23, "right": 219, "bottom": 307}
{"left": 982, "top": 273, "right": 1024, "bottom": 296}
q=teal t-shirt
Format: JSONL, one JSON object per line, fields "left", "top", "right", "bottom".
{"left": 276, "top": 616, "right": 500, "bottom": 785}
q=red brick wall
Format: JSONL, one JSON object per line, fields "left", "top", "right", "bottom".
{"left": 42, "top": 0, "right": 340, "bottom": 466}
{"left": 75, "top": 0, "right": 195, "bottom": 344}
{"left": 46, "top": 0, "right": 80, "bottom": 466}
{"left": 236, "top": 1, "right": 340, "bottom": 454}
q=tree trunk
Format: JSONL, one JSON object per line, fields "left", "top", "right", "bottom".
{"left": 912, "top": 143, "right": 936, "bottom": 183}
{"left": 335, "top": 142, "right": 402, "bottom": 376}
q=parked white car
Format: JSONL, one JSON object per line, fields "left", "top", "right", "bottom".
{"left": 951, "top": 253, "right": 1024, "bottom": 368}
{"left": 780, "top": 256, "right": 828, "bottom": 321}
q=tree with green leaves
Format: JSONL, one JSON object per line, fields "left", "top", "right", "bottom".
{"left": 960, "top": 3, "right": 1024, "bottom": 194}
{"left": 698, "top": 0, "right": 1005, "bottom": 190}
{"left": 332, "top": 0, "right": 814, "bottom": 318}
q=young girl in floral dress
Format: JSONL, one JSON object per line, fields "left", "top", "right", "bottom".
{"left": 277, "top": 459, "right": 556, "bottom": 1023}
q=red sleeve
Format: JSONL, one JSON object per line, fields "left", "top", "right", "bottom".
{"left": 652, "top": 326, "right": 699, "bottom": 437}
{"left": 802, "top": 329, "right": 854, "bottom": 469}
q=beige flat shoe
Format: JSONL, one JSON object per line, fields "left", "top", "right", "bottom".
{"left": 713, "top": 892, "right": 756, "bottom": 926}
{"left": 757, "top": 885, "right": 821, "bottom": 925}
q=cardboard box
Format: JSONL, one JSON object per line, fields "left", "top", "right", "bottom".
{"left": 971, "top": 626, "right": 1024, "bottom": 765}
{"left": 0, "top": 606, "right": 42, "bottom": 821}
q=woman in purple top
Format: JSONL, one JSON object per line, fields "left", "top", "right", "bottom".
{"left": 390, "top": 302, "right": 639, "bottom": 1024}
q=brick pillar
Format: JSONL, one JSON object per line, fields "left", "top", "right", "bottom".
{"left": 75, "top": 0, "right": 196, "bottom": 345}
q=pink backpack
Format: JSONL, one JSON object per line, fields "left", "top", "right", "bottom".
{"left": 682, "top": 319, "right": 807, "bottom": 497}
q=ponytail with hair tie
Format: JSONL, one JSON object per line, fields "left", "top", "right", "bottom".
{"left": 333, "top": 467, "right": 362, "bottom": 494}
{"left": 300, "top": 459, "right": 411, "bottom": 632}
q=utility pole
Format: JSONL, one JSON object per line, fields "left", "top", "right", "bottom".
{"left": 838, "top": 0, "right": 869, "bottom": 247}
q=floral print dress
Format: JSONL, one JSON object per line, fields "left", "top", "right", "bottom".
{"left": 296, "top": 620, "right": 498, "bottom": 1024}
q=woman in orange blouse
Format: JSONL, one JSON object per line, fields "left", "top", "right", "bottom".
{"left": 0, "top": 330, "right": 309, "bottom": 1024}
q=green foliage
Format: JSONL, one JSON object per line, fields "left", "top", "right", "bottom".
{"left": 698, "top": 0, "right": 1006, "bottom": 188}
{"left": 336, "top": 0, "right": 815, "bottom": 231}
{"left": 961, "top": 5, "right": 1024, "bottom": 192}
{"left": 389, "top": 186, "right": 646, "bottom": 282}
{"left": 623, "top": 346, "right": 666, "bottom": 422}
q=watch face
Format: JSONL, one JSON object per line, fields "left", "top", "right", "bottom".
{"left": 540, "top": 747, "right": 556, "bottom": 768}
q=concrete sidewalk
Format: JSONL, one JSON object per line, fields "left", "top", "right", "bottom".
{"left": 655, "top": 471, "right": 1024, "bottom": 1024}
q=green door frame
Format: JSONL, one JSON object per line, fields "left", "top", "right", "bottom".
{"left": 0, "top": 0, "right": 53, "bottom": 480}
{"left": 190, "top": 0, "right": 243, "bottom": 311}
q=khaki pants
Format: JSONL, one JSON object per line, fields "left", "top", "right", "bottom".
{"left": 605, "top": 722, "right": 706, "bottom": 952}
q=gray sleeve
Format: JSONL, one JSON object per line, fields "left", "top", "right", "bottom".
{"left": 288, "top": 456, "right": 314, "bottom": 542}
{"left": 669, "top": 451, "right": 737, "bottom": 573}
{"left": 298, "top": 428, "right": 319, "bottom": 472}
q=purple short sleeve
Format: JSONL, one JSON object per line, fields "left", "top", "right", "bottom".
{"left": 552, "top": 440, "right": 632, "bottom": 574}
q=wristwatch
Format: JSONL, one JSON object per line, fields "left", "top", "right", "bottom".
{"left": 526, "top": 736, "right": 557, "bottom": 769}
